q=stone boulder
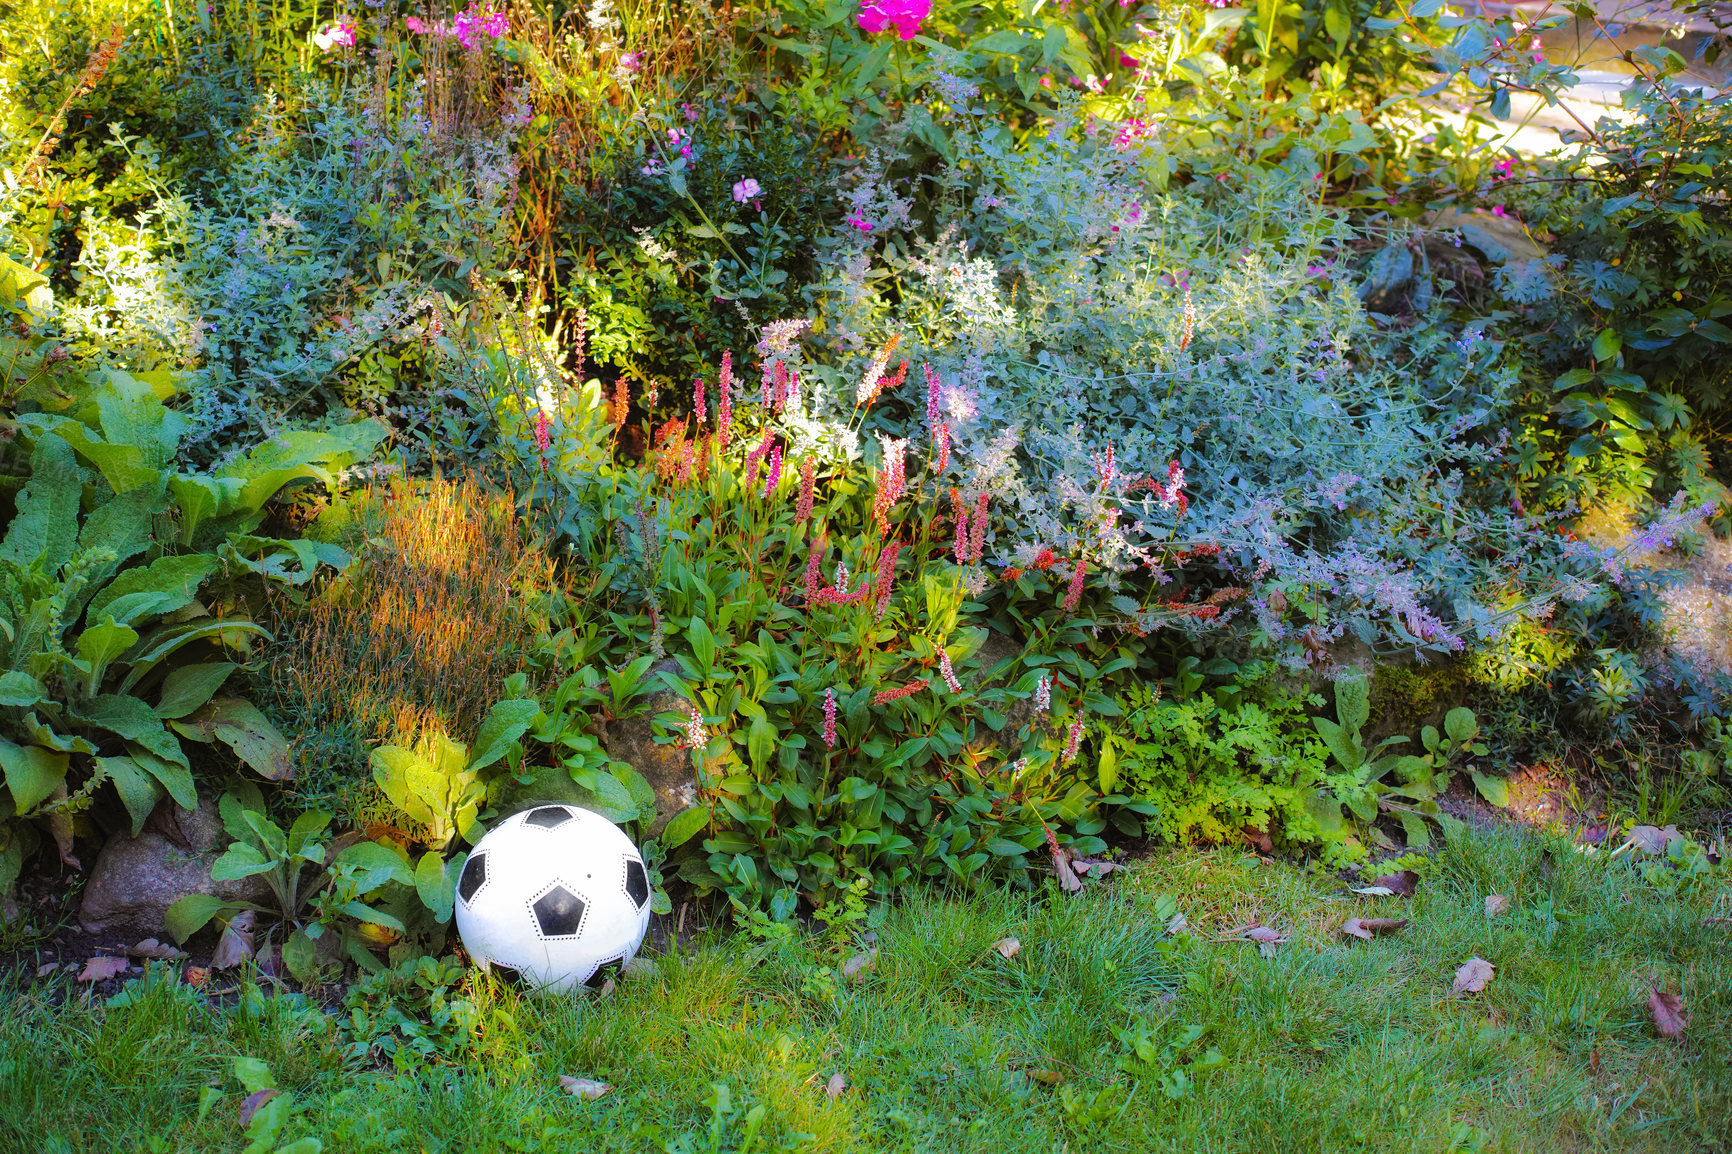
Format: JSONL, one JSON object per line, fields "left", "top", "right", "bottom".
{"left": 78, "top": 800, "right": 271, "bottom": 937}
{"left": 596, "top": 659, "right": 699, "bottom": 837}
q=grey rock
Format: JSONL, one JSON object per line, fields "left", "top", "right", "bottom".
{"left": 597, "top": 659, "right": 698, "bottom": 837}
{"left": 79, "top": 800, "right": 270, "bottom": 937}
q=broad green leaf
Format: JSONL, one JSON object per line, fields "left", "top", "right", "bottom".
{"left": 613, "top": 762, "right": 656, "bottom": 816}
{"left": 1311, "top": 716, "right": 1360, "bottom": 774}
{"left": 176, "top": 697, "right": 294, "bottom": 780}
{"left": 371, "top": 746, "right": 431, "bottom": 822}
{"left": 339, "top": 901, "right": 405, "bottom": 931}
{"left": 99, "top": 755, "right": 163, "bottom": 835}
{"left": 468, "top": 698, "right": 538, "bottom": 772}
{"left": 211, "top": 843, "right": 274, "bottom": 880}
{"left": 86, "top": 554, "right": 218, "bottom": 628}
{"left": 74, "top": 617, "right": 139, "bottom": 695}
{"left": 0, "top": 738, "right": 68, "bottom": 813}
{"left": 280, "top": 929, "right": 317, "bottom": 982}
{"left": 660, "top": 805, "right": 710, "bottom": 848}
{"left": 73, "top": 694, "right": 187, "bottom": 766}
{"left": 687, "top": 617, "right": 717, "bottom": 675}
{"left": 169, "top": 474, "right": 247, "bottom": 544}
{"left": 126, "top": 745, "right": 197, "bottom": 810}
{"left": 1471, "top": 771, "right": 1510, "bottom": 807}
{"left": 155, "top": 662, "right": 236, "bottom": 719}
{"left": 0, "top": 436, "right": 83, "bottom": 573}
{"left": 0, "top": 671, "right": 47, "bottom": 708}
{"left": 415, "top": 850, "right": 456, "bottom": 922}
{"left": 166, "top": 893, "right": 231, "bottom": 943}
{"left": 1333, "top": 674, "right": 1370, "bottom": 734}
{"left": 334, "top": 840, "right": 415, "bottom": 891}
{"left": 1443, "top": 707, "right": 1477, "bottom": 745}
{"left": 747, "top": 715, "right": 774, "bottom": 771}
{"left": 286, "top": 808, "right": 332, "bottom": 855}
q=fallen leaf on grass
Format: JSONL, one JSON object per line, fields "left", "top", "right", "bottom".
{"left": 1028, "top": 1069, "right": 1064, "bottom": 1086}
{"left": 35, "top": 962, "right": 58, "bottom": 978}
{"left": 210, "top": 911, "right": 256, "bottom": 971}
{"left": 841, "top": 949, "right": 877, "bottom": 978}
{"left": 237, "top": 1089, "right": 279, "bottom": 1127}
{"left": 1166, "top": 912, "right": 1188, "bottom": 935}
{"left": 1242, "top": 825, "right": 1275, "bottom": 855}
{"left": 991, "top": 937, "right": 1021, "bottom": 960}
{"left": 1050, "top": 846, "right": 1082, "bottom": 894}
{"left": 1647, "top": 990, "right": 1689, "bottom": 1038}
{"left": 1453, "top": 957, "right": 1496, "bottom": 994}
{"left": 129, "top": 938, "right": 189, "bottom": 961}
{"left": 1371, "top": 870, "right": 1419, "bottom": 896}
{"left": 558, "top": 1076, "right": 611, "bottom": 1100}
{"left": 825, "top": 1073, "right": 846, "bottom": 1099}
{"left": 1229, "top": 925, "right": 1288, "bottom": 958}
{"left": 1616, "top": 825, "right": 1682, "bottom": 856}
{"left": 1484, "top": 894, "right": 1510, "bottom": 918}
{"left": 1071, "top": 858, "right": 1124, "bottom": 880}
{"left": 595, "top": 977, "right": 616, "bottom": 999}
{"left": 185, "top": 966, "right": 211, "bottom": 988}
{"left": 620, "top": 956, "right": 658, "bottom": 982}
{"left": 1341, "top": 917, "right": 1408, "bottom": 941}
{"left": 77, "top": 956, "right": 129, "bottom": 983}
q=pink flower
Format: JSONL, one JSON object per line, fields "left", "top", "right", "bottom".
{"left": 796, "top": 457, "right": 816, "bottom": 522}
{"left": 681, "top": 102, "right": 699, "bottom": 121}
{"left": 803, "top": 532, "right": 828, "bottom": 601}
{"left": 847, "top": 211, "right": 874, "bottom": 232}
{"left": 934, "top": 422, "right": 950, "bottom": 474}
{"left": 744, "top": 428, "right": 774, "bottom": 487}
{"left": 1062, "top": 558, "right": 1086, "bottom": 611}
{"left": 953, "top": 507, "right": 970, "bottom": 565}
{"left": 732, "top": 178, "right": 762, "bottom": 203}
{"left": 857, "top": 0, "right": 930, "bottom": 41}
{"left": 681, "top": 703, "right": 705, "bottom": 749}
{"left": 822, "top": 689, "right": 839, "bottom": 749}
{"left": 718, "top": 353, "right": 734, "bottom": 450}
{"left": 872, "top": 541, "right": 901, "bottom": 620}
{"left": 937, "top": 648, "right": 962, "bottom": 694}
{"left": 533, "top": 409, "right": 552, "bottom": 459}
{"left": 924, "top": 363, "right": 941, "bottom": 428}
{"left": 763, "top": 444, "right": 783, "bottom": 499}
{"left": 1062, "top": 714, "right": 1085, "bottom": 765}
{"left": 405, "top": 15, "right": 426, "bottom": 32}
{"left": 872, "top": 439, "right": 907, "bottom": 533}
{"left": 968, "top": 492, "right": 987, "bottom": 563}
{"left": 313, "top": 20, "right": 356, "bottom": 50}
{"left": 1033, "top": 673, "right": 1050, "bottom": 713}
{"left": 692, "top": 376, "right": 706, "bottom": 426}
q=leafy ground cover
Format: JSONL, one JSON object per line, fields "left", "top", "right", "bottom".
{"left": 3, "top": 825, "right": 1726, "bottom": 1153}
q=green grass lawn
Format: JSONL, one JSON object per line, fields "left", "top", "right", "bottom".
{"left": 3, "top": 827, "right": 1727, "bottom": 1154}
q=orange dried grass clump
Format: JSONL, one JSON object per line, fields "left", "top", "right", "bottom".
{"left": 270, "top": 476, "right": 563, "bottom": 747}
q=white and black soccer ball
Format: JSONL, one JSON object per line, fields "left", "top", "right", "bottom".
{"left": 454, "top": 804, "right": 653, "bottom": 992}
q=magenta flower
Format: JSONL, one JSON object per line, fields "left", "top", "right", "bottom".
{"left": 732, "top": 178, "right": 762, "bottom": 203}
{"left": 857, "top": 0, "right": 930, "bottom": 41}
{"left": 718, "top": 352, "right": 734, "bottom": 450}
{"left": 533, "top": 408, "right": 552, "bottom": 457}
{"left": 822, "top": 689, "right": 839, "bottom": 749}
{"left": 1062, "top": 558, "right": 1087, "bottom": 611}
{"left": 937, "top": 648, "right": 962, "bottom": 694}
{"left": 953, "top": 508, "right": 970, "bottom": 566}
{"left": 847, "top": 212, "right": 875, "bottom": 233}
{"left": 796, "top": 457, "right": 816, "bottom": 523}
{"left": 1062, "top": 714, "right": 1085, "bottom": 765}
{"left": 763, "top": 443, "right": 783, "bottom": 499}
{"left": 692, "top": 376, "right": 706, "bottom": 426}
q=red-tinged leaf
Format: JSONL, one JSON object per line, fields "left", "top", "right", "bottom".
{"left": 1484, "top": 894, "right": 1510, "bottom": 917}
{"left": 236, "top": 1089, "right": 278, "bottom": 1127}
{"left": 77, "top": 955, "right": 129, "bottom": 983}
{"left": 1242, "top": 825, "right": 1274, "bottom": 855}
{"left": 1647, "top": 989, "right": 1689, "bottom": 1038}
{"left": 991, "top": 937, "right": 1021, "bottom": 960}
{"left": 825, "top": 1073, "right": 846, "bottom": 1099}
{"left": 1621, "top": 825, "right": 1682, "bottom": 855}
{"left": 1453, "top": 956, "right": 1496, "bottom": 994}
{"left": 558, "top": 1076, "right": 611, "bottom": 1100}
{"left": 1029, "top": 1069, "right": 1064, "bottom": 1086}
{"left": 1245, "top": 926, "right": 1284, "bottom": 942}
{"left": 1341, "top": 917, "right": 1408, "bottom": 940}
{"left": 1369, "top": 870, "right": 1419, "bottom": 896}
{"left": 1073, "top": 857, "right": 1124, "bottom": 879}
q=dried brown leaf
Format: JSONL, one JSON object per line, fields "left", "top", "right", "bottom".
{"left": 237, "top": 1089, "right": 279, "bottom": 1127}
{"left": 825, "top": 1073, "right": 846, "bottom": 1099}
{"left": 1484, "top": 894, "right": 1510, "bottom": 918}
{"left": 1341, "top": 917, "right": 1408, "bottom": 941}
{"left": 1242, "top": 826, "right": 1275, "bottom": 855}
{"left": 595, "top": 977, "right": 616, "bottom": 999}
{"left": 841, "top": 949, "right": 877, "bottom": 978}
{"left": 991, "top": 937, "right": 1021, "bottom": 960}
{"left": 1369, "top": 870, "right": 1419, "bottom": 896}
{"left": 1051, "top": 845, "right": 1082, "bottom": 894}
{"left": 1072, "top": 858, "right": 1124, "bottom": 879}
{"left": 1647, "top": 989, "right": 1689, "bottom": 1038}
{"left": 558, "top": 1076, "right": 612, "bottom": 1100}
{"left": 185, "top": 965, "right": 211, "bottom": 988}
{"left": 129, "top": 938, "right": 189, "bottom": 961}
{"left": 210, "top": 911, "right": 256, "bottom": 971}
{"left": 1245, "top": 926, "right": 1284, "bottom": 942}
{"left": 1165, "top": 912, "right": 1188, "bottom": 935}
{"left": 77, "top": 955, "right": 129, "bottom": 983}
{"left": 1028, "top": 1069, "right": 1064, "bottom": 1086}
{"left": 1452, "top": 956, "right": 1496, "bottom": 994}
{"left": 35, "top": 962, "right": 58, "bottom": 978}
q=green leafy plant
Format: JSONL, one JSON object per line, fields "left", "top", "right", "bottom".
{"left": 165, "top": 786, "right": 416, "bottom": 982}
{"left": 0, "top": 366, "right": 379, "bottom": 899}
{"left": 338, "top": 954, "right": 517, "bottom": 1071}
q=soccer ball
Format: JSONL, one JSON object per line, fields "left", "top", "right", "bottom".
{"left": 454, "top": 804, "right": 653, "bottom": 992}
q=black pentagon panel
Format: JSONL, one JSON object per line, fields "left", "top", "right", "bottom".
{"left": 487, "top": 962, "right": 524, "bottom": 990}
{"left": 582, "top": 954, "right": 626, "bottom": 989}
{"left": 458, "top": 852, "right": 487, "bottom": 904}
{"left": 623, "top": 857, "right": 650, "bottom": 910}
{"left": 531, "top": 884, "right": 587, "bottom": 938}
{"left": 524, "top": 805, "right": 575, "bottom": 830}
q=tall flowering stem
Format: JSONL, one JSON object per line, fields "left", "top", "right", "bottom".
{"left": 872, "top": 439, "right": 907, "bottom": 535}
{"left": 1062, "top": 558, "right": 1087, "bottom": 611}
{"left": 1034, "top": 673, "right": 1050, "bottom": 713}
{"left": 763, "top": 444, "right": 783, "bottom": 499}
{"left": 718, "top": 353, "right": 734, "bottom": 451}
{"left": 693, "top": 376, "right": 706, "bottom": 427}
{"left": 1062, "top": 714, "right": 1085, "bottom": 765}
{"left": 854, "top": 337, "right": 903, "bottom": 407}
{"left": 968, "top": 492, "right": 988, "bottom": 563}
{"left": 871, "top": 679, "right": 928, "bottom": 705}
{"left": 796, "top": 456, "right": 816, "bottom": 523}
{"left": 872, "top": 540, "right": 901, "bottom": 621}
{"left": 822, "top": 688, "right": 838, "bottom": 750}
{"left": 937, "top": 648, "right": 962, "bottom": 694}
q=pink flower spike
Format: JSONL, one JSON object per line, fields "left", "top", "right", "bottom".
{"left": 1033, "top": 673, "right": 1050, "bottom": 713}
{"left": 796, "top": 457, "right": 816, "bottom": 523}
{"left": 682, "top": 703, "right": 705, "bottom": 749}
{"left": 693, "top": 376, "right": 706, "bottom": 426}
{"left": 763, "top": 444, "right": 783, "bottom": 499}
{"left": 1062, "top": 714, "right": 1085, "bottom": 765}
{"left": 822, "top": 688, "right": 839, "bottom": 750}
{"left": 1062, "top": 558, "right": 1087, "bottom": 611}
{"left": 937, "top": 647, "right": 962, "bottom": 694}
{"left": 953, "top": 508, "right": 970, "bottom": 566}
{"left": 935, "top": 421, "right": 950, "bottom": 475}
